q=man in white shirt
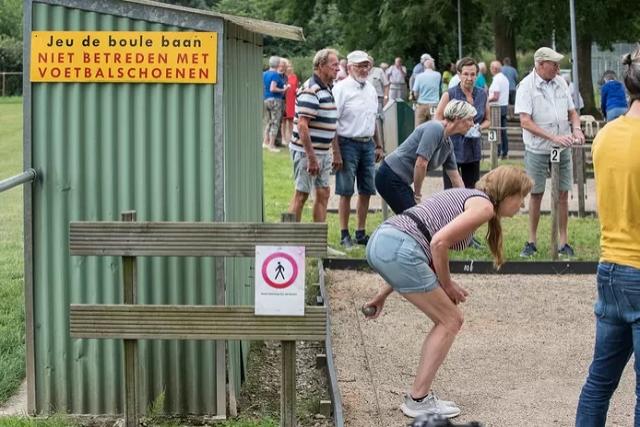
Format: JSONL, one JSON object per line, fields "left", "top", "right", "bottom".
{"left": 334, "top": 50, "right": 384, "bottom": 248}
{"left": 514, "top": 47, "right": 585, "bottom": 258}
{"left": 488, "top": 60, "right": 510, "bottom": 159}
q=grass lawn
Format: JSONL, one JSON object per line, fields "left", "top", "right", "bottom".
{"left": 264, "top": 148, "right": 600, "bottom": 261}
{"left": 0, "top": 96, "right": 27, "bottom": 405}
{"left": 0, "top": 97, "right": 600, "bottom": 423}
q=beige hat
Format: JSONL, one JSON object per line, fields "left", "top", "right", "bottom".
{"left": 534, "top": 47, "right": 564, "bottom": 62}
{"left": 347, "top": 50, "right": 371, "bottom": 65}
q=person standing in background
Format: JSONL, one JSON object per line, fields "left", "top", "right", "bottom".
{"left": 288, "top": 48, "right": 340, "bottom": 223}
{"left": 387, "top": 57, "right": 408, "bottom": 100}
{"left": 435, "top": 57, "right": 490, "bottom": 190}
{"left": 501, "top": 57, "right": 519, "bottom": 105}
{"left": 262, "top": 56, "right": 288, "bottom": 153}
{"left": 600, "top": 70, "right": 628, "bottom": 121}
{"left": 412, "top": 58, "right": 442, "bottom": 126}
{"left": 282, "top": 60, "right": 299, "bottom": 144}
{"left": 476, "top": 62, "right": 487, "bottom": 91}
{"left": 367, "top": 56, "right": 390, "bottom": 134}
{"left": 488, "top": 60, "right": 510, "bottom": 159}
{"left": 333, "top": 50, "right": 384, "bottom": 248}
{"left": 515, "top": 47, "right": 584, "bottom": 258}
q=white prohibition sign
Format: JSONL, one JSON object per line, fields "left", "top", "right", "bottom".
{"left": 550, "top": 147, "right": 561, "bottom": 163}
{"left": 488, "top": 129, "right": 497, "bottom": 142}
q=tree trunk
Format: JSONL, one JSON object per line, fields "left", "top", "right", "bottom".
{"left": 493, "top": 12, "right": 517, "bottom": 69}
{"left": 577, "top": 34, "right": 598, "bottom": 117}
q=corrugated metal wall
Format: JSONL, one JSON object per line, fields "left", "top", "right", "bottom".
{"left": 222, "top": 22, "right": 264, "bottom": 399}
{"left": 30, "top": 3, "right": 222, "bottom": 415}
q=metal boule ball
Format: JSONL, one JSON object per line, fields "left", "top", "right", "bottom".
{"left": 361, "top": 305, "right": 376, "bottom": 317}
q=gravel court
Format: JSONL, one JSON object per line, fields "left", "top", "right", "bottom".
{"left": 326, "top": 269, "right": 635, "bottom": 426}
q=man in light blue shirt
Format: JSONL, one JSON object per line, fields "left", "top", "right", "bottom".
{"left": 412, "top": 59, "right": 441, "bottom": 126}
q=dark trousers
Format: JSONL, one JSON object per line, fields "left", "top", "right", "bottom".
{"left": 499, "top": 105, "right": 509, "bottom": 157}
{"left": 375, "top": 161, "right": 416, "bottom": 214}
{"left": 442, "top": 161, "right": 480, "bottom": 189}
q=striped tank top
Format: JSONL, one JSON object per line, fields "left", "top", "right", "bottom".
{"left": 386, "top": 188, "right": 490, "bottom": 262}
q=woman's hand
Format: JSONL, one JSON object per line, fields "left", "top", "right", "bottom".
{"left": 362, "top": 294, "right": 387, "bottom": 319}
{"left": 441, "top": 279, "right": 469, "bottom": 305}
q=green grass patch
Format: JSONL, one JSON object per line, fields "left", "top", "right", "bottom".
{"left": 0, "top": 97, "right": 26, "bottom": 404}
{"left": 263, "top": 148, "right": 600, "bottom": 261}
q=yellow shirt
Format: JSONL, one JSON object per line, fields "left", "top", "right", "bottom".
{"left": 593, "top": 115, "right": 640, "bottom": 269}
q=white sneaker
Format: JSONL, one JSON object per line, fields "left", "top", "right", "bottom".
{"left": 430, "top": 391, "right": 459, "bottom": 409}
{"left": 400, "top": 393, "right": 461, "bottom": 419}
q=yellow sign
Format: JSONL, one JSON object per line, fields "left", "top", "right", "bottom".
{"left": 30, "top": 31, "right": 217, "bottom": 84}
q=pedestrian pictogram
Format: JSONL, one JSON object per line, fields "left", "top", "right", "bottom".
{"left": 260, "top": 251, "right": 299, "bottom": 289}
{"left": 255, "top": 246, "right": 305, "bottom": 316}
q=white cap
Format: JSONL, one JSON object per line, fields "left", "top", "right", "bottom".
{"left": 347, "top": 50, "right": 371, "bottom": 65}
{"left": 534, "top": 47, "right": 564, "bottom": 62}
{"left": 420, "top": 53, "right": 432, "bottom": 62}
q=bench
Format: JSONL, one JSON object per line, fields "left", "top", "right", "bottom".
{"left": 69, "top": 211, "right": 328, "bottom": 427}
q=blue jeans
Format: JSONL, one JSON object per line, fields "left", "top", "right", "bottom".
{"left": 606, "top": 107, "right": 627, "bottom": 122}
{"left": 374, "top": 160, "right": 415, "bottom": 214}
{"left": 335, "top": 137, "right": 376, "bottom": 196}
{"left": 576, "top": 262, "right": 640, "bottom": 427}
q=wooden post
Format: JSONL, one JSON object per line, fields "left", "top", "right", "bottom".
{"left": 575, "top": 148, "right": 586, "bottom": 217}
{"left": 489, "top": 104, "right": 502, "bottom": 170}
{"left": 280, "top": 212, "right": 297, "bottom": 427}
{"left": 549, "top": 152, "right": 560, "bottom": 261}
{"left": 121, "top": 211, "right": 138, "bottom": 427}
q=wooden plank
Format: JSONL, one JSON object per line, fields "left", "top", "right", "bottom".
{"left": 69, "top": 222, "right": 328, "bottom": 257}
{"left": 69, "top": 305, "right": 327, "bottom": 341}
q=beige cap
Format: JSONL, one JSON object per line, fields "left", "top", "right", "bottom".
{"left": 347, "top": 50, "right": 371, "bottom": 65}
{"left": 534, "top": 47, "right": 564, "bottom": 62}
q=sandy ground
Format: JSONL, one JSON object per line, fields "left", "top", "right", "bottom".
{"left": 326, "top": 270, "right": 635, "bottom": 427}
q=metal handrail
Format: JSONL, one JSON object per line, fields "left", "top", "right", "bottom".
{"left": 0, "top": 169, "right": 37, "bottom": 193}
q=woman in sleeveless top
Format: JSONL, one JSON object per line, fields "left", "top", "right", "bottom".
{"left": 364, "top": 166, "right": 533, "bottom": 419}
{"left": 435, "top": 57, "right": 490, "bottom": 190}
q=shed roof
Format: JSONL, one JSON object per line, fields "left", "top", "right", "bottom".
{"left": 38, "top": 0, "right": 305, "bottom": 41}
{"left": 127, "top": 0, "right": 305, "bottom": 41}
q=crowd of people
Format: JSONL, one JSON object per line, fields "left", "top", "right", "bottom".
{"left": 262, "top": 45, "right": 640, "bottom": 422}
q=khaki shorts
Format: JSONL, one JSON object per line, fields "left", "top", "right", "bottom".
{"left": 525, "top": 149, "right": 573, "bottom": 194}
{"left": 291, "top": 150, "right": 332, "bottom": 193}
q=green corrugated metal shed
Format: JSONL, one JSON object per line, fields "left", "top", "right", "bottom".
{"left": 23, "top": 0, "right": 303, "bottom": 418}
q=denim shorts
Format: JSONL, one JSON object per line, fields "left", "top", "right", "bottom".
{"left": 335, "top": 137, "right": 376, "bottom": 197}
{"left": 525, "top": 149, "right": 573, "bottom": 194}
{"left": 290, "top": 150, "right": 332, "bottom": 193}
{"left": 366, "top": 225, "right": 438, "bottom": 294}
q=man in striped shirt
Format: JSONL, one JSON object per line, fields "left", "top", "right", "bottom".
{"left": 288, "top": 48, "right": 341, "bottom": 222}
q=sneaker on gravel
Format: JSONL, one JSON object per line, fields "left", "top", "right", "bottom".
{"left": 430, "top": 392, "right": 459, "bottom": 409}
{"left": 519, "top": 241, "right": 537, "bottom": 257}
{"left": 400, "top": 393, "right": 461, "bottom": 419}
